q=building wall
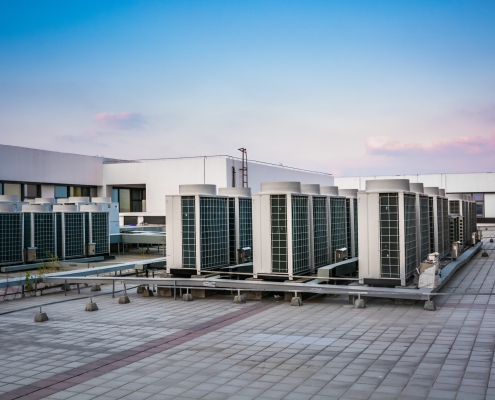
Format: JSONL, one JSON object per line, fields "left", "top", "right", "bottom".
{"left": 103, "top": 157, "right": 334, "bottom": 216}
{"left": 0, "top": 144, "right": 103, "bottom": 186}
{"left": 102, "top": 157, "right": 230, "bottom": 217}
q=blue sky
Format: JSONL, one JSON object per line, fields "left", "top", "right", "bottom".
{"left": 0, "top": 0, "right": 494, "bottom": 176}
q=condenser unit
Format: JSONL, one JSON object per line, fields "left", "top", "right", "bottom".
{"left": 53, "top": 205, "right": 85, "bottom": 260}
{"left": 339, "top": 188, "right": 358, "bottom": 258}
{"left": 80, "top": 205, "right": 110, "bottom": 256}
{"left": 218, "top": 187, "right": 252, "bottom": 265}
{"left": 424, "top": 187, "right": 449, "bottom": 258}
{"left": 22, "top": 204, "right": 57, "bottom": 263}
{"left": 358, "top": 179, "right": 418, "bottom": 287}
{"left": 166, "top": 184, "right": 229, "bottom": 273}
{"left": 321, "top": 186, "right": 348, "bottom": 264}
{"left": 252, "top": 182, "right": 311, "bottom": 279}
{"left": 0, "top": 203, "right": 24, "bottom": 266}
{"left": 447, "top": 193, "right": 477, "bottom": 248}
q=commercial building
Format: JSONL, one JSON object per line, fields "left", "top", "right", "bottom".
{"left": 0, "top": 145, "right": 334, "bottom": 226}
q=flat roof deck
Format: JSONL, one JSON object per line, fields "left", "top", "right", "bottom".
{"left": 0, "top": 230, "right": 494, "bottom": 400}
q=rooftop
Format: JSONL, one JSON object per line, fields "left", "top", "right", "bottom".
{"left": 0, "top": 232, "right": 494, "bottom": 400}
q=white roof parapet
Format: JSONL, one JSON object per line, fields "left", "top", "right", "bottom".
{"left": 321, "top": 186, "right": 340, "bottom": 196}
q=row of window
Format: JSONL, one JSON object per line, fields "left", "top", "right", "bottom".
{"left": 111, "top": 188, "right": 146, "bottom": 213}
{"left": 0, "top": 182, "right": 96, "bottom": 200}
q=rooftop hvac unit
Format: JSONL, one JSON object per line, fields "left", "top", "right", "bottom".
{"left": 358, "top": 179, "right": 418, "bottom": 287}
{"left": 321, "top": 186, "right": 348, "bottom": 265}
{"left": 53, "top": 205, "right": 85, "bottom": 260}
{"left": 339, "top": 188, "right": 358, "bottom": 258}
{"left": 91, "top": 197, "right": 120, "bottom": 235}
{"left": 22, "top": 204, "right": 56, "bottom": 263}
{"left": 80, "top": 205, "right": 110, "bottom": 256}
{"left": 252, "top": 182, "right": 311, "bottom": 279}
{"left": 218, "top": 187, "right": 252, "bottom": 265}
{"left": 424, "top": 187, "right": 449, "bottom": 258}
{"left": 166, "top": 184, "right": 229, "bottom": 273}
{"left": 0, "top": 203, "right": 24, "bottom": 266}
{"left": 447, "top": 194, "right": 477, "bottom": 248}
{"left": 410, "top": 183, "right": 430, "bottom": 263}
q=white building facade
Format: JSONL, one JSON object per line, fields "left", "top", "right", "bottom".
{"left": 0, "top": 145, "right": 334, "bottom": 225}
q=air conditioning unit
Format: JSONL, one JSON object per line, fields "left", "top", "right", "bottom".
{"left": 80, "top": 205, "right": 110, "bottom": 255}
{"left": 22, "top": 204, "right": 57, "bottom": 263}
{"left": 0, "top": 202, "right": 24, "bottom": 266}
{"left": 166, "top": 184, "right": 229, "bottom": 273}
{"left": 53, "top": 205, "right": 85, "bottom": 260}
{"left": 358, "top": 179, "right": 419, "bottom": 287}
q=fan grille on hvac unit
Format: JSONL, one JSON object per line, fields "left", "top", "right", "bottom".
{"left": 200, "top": 197, "right": 228, "bottom": 269}
{"left": 271, "top": 195, "right": 288, "bottom": 273}
{"left": 292, "top": 195, "right": 309, "bottom": 274}
{"left": 181, "top": 196, "right": 196, "bottom": 268}
{"left": 313, "top": 196, "right": 328, "bottom": 268}
{"left": 330, "top": 197, "right": 346, "bottom": 264}
{"left": 238, "top": 198, "right": 253, "bottom": 250}
{"left": 0, "top": 213, "right": 23, "bottom": 265}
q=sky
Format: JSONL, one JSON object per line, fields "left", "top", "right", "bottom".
{"left": 0, "top": 0, "right": 494, "bottom": 177}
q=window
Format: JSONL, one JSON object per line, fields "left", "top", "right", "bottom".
{"left": 24, "top": 184, "right": 41, "bottom": 199}
{"left": 3, "top": 183, "right": 22, "bottom": 199}
{"left": 113, "top": 187, "right": 146, "bottom": 212}
{"left": 473, "top": 193, "right": 484, "bottom": 201}
{"left": 119, "top": 189, "right": 131, "bottom": 212}
{"left": 0, "top": 183, "right": 3, "bottom": 195}
{"left": 55, "top": 186, "right": 68, "bottom": 198}
{"left": 476, "top": 204, "right": 484, "bottom": 217}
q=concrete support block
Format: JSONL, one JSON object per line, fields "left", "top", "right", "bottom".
{"left": 490, "top": 238, "right": 494, "bottom": 243}
{"left": 291, "top": 297, "right": 303, "bottom": 306}
{"left": 137, "top": 285, "right": 145, "bottom": 294}
{"left": 354, "top": 299, "right": 366, "bottom": 309}
{"left": 182, "top": 293, "right": 193, "bottom": 301}
{"left": 233, "top": 295, "right": 246, "bottom": 304}
{"left": 34, "top": 312, "right": 49, "bottom": 322}
{"left": 85, "top": 302, "right": 98, "bottom": 311}
{"left": 191, "top": 289, "right": 215, "bottom": 298}
{"left": 157, "top": 287, "right": 173, "bottom": 297}
{"left": 349, "top": 295, "right": 368, "bottom": 305}
{"left": 482, "top": 251, "right": 489, "bottom": 257}
{"left": 118, "top": 295, "right": 130, "bottom": 304}
{"left": 91, "top": 285, "right": 101, "bottom": 292}
{"left": 424, "top": 301, "right": 436, "bottom": 311}
{"left": 143, "top": 289, "right": 154, "bottom": 297}
{"left": 244, "top": 291, "right": 265, "bottom": 300}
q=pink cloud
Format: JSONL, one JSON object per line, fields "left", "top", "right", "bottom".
{"left": 94, "top": 112, "right": 146, "bottom": 130}
{"left": 366, "top": 132, "right": 495, "bottom": 157}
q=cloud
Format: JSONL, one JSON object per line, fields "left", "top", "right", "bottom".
{"left": 94, "top": 112, "right": 146, "bottom": 130}
{"left": 365, "top": 132, "right": 495, "bottom": 157}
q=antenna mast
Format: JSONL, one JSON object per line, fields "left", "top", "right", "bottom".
{"left": 238, "top": 148, "right": 248, "bottom": 188}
